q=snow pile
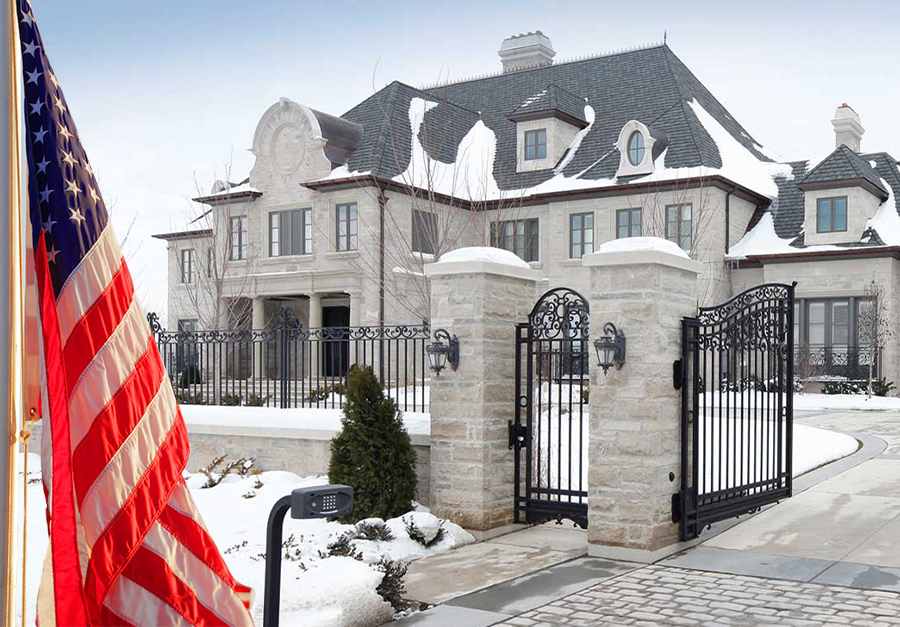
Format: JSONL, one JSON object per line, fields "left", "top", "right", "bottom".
{"left": 794, "top": 423, "right": 859, "bottom": 475}
{"left": 438, "top": 246, "right": 532, "bottom": 269}
{"left": 597, "top": 236, "right": 689, "bottom": 258}
{"left": 204, "top": 181, "right": 261, "bottom": 198}
{"left": 18, "top": 458, "right": 473, "bottom": 627}
{"left": 865, "top": 177, "right": 900, "bottom": 246}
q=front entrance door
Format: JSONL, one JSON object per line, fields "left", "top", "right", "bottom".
{"left": 322, "top": 305, "right": 351, "bottom": 377}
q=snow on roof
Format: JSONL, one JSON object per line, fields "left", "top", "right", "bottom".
{"left": 206, "top": 181, "right": 260, "bottom": 197}
{"left": 598, "top": 236, "right": 689, "bottom": 258}
{"left": 438, "top": 246, "right": 532, "bottom": 268}
{"left": 518, "top": 89, "right": 547, "bottom": 110}
{"left": 866, "top": 177, "right": 900, "bottom": 246}
{"left": 726, "top": 212, "right": 853, "bottom": 259}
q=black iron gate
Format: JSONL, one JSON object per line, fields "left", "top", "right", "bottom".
{"left": 511, "top": 288, "right": 590, "bottom": 529}
{"left": 674, "top": 283, "right": 795, "bottom": 541}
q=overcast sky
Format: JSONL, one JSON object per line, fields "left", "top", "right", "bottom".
{"left": 30, "top": 0, "right": 900, "bottom": 319}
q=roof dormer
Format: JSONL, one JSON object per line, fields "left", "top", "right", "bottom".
{"left": 798, "top": 145, "right": 889, "bottom": 245}
{"left": 615, "top": 120, "right": 667, "bottom": 178}
{"left": 509, "top": 84, "right": 588, "bottom": 173}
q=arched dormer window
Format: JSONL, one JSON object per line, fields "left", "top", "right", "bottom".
{"left": 616, "top": 120, "right": 665, "bottom": 178}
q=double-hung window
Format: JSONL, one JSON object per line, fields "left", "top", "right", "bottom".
{"left": 229, "top": 215, "right": 248, "bottom": 261}
{"left": 336, "top": 202, "right": 358, "bottom": 252}
{"left": 524, "top": 129, "right": 547, "bottom": 161}
{"left": 569, "top": 212, "right": 594, "bottom": 258}
{"left": 665, "top": 203, "right": 693, "bottom": 251}
{"left": 180, "top": 249, "right": 194, "bottom": 284}
{"left": 412, "top": 210, "right": 438, "bottom": 255}
{"left": 491, "top": 218, "right": 539, "bottom": 262}
{"left": 269, "top": 208, "right": 312, "bottom": 256}
{"left": 616, "top": 208, "right": 642, "bottom": 239}
{"left": 817, "top": 197, "right": 847, "bottom": 233}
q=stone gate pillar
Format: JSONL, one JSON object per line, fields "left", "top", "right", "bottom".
{"left": 584, "top": 240, "right": 701, "bottom": 562}
{"left": 424, "top": 251, "right": 541, "bottom": 539}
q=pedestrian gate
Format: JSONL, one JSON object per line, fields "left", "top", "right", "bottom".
{"left": 674, "top": 283, "right": 795, "bottom": 540}
{"left": 511, "top": 288, "right": 590, "bottom": 529}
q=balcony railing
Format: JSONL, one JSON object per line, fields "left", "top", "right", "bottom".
{"left": 794, "top": 343, "right": 879, "bottom": 381}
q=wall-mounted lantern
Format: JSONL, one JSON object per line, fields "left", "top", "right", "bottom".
{"left": 593, "top": 322, "right": 626, "bottom": 375}
{"left": 426, "top": 328, "right": 459, "bottom": 376}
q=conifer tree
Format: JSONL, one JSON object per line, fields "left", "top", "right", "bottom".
{"left": 328, "top": 365, "right": 417, "bottom": 522}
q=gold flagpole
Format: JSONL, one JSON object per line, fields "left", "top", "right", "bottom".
{"left": 1, "top": 0, "right": 23, "bottom": 624}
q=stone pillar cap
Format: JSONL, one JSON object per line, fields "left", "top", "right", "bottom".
{"left": 582, "top": 237, "right": 702, "bottom": 274}
{"left": 425, "top": 246, "right": 542, "bottom": 281}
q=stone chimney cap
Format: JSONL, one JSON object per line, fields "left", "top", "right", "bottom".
{"left": 832, "top": 103, "right": 864, "bottom": 151}
{"left": 499, "top": 31, "right": 556, "bottom": 73}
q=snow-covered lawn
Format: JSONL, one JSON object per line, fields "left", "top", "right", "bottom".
{"left": 15, "top": 455, "right": 472, "bottom": 627}
{"left": 795, "top": 392, "right": 900, "bottom": 412}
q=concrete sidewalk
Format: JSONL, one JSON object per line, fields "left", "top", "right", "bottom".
{"left": 665, "top": 410, "right": 900, "bottom": 590}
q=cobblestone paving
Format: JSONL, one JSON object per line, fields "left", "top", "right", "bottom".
{"left": 489, "top": 565, "right": 900, "bottom": 626}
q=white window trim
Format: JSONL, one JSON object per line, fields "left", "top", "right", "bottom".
{"left": 615, "top": 120, "right": 657, "bottom": 178}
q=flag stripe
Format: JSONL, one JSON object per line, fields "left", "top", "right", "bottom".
{"left": 56, "top": 225, "right": 123, "bottom": 342}
{"left": 158, "top": 502, "right": 236, "bottom": 590}
{"left": 67, "top": 299, "right": 150, "bottom": 448}
{"left": 82, "top": 417, "right": 189, "bottom": 619}
{"left": 63, "top": 258, "right": 133, "bottom": 387}
{"left": 34, "top": 235, "right": 91, "bottom": 624}
{"left": 79, "top": 378, "right": 176, "bottom": 548}
{"left": 124, "top": 546, "right": 229, "bottom": 627}
{"left": 72, "top": 337, "right": 164, "bottom": 507}
{"left": 104, "top": 576, "right": 190, "bottom": 627}
{"left": 143, "top": 522, "right": 250, "bottom": 626}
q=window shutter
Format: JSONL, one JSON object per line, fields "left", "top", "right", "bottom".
{"left": 290, "top": 209, "right": 304, "bottom": 255}
{"left": 832, "top": 302, "right": 849, "bottom": 346}
{"left": 808, "top": 302, "right": 826, "bottom": 345}
{"left": 279, "top": 211, "right": 291, "bottom": 256}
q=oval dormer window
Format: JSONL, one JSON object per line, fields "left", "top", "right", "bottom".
{"left": 627, "top": 131, "right": 645, "bottom": 166}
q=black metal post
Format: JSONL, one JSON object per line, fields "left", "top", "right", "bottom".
{"left": 263, "top": 495, "right": 292, "bottom": 627}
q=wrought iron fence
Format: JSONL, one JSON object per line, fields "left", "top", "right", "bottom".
{"left": 794, "top": 344, "right": 879, "bottom": 382}
{"left": 148, "top": 309, "right": 431, "bottom": 412}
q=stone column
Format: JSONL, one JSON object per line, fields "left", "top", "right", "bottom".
{"left": 252, "top": 296, "right": 266, "bottom": 379}
{"left": 424, "top": 253, "right": 541, "bottom": 539}
{"left": 308, "top": 294, "right": 323, "bottom": 382}
{"left": 583, "top": 241, "right": 701, "bottom": 562}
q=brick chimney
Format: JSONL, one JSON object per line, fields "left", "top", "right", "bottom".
{"left": 498, "top": 31, "right": 555, "bottom": 73}
{"left": 832, "top": 103, "right": 864, "bottom": 152}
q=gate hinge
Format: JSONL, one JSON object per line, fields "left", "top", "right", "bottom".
{"left": 673, "top": 359, "right": 683, "bottom": 390}
{"left": 508, "top": 421, "right": 528, "bottom": 451}
{"left": 671, "top": 492, "right": 683, "bottom": 523}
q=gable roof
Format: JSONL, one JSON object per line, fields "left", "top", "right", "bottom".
{"left": 798, "top": 145, "right": 889, "bottom": 199}
{"left": 334, "top": 43, "right": 775, "bottom": 194}
{"left": 507, "top": 83, "right": 589, "bottom": 127}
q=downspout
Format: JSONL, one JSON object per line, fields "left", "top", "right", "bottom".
{"left": 725, "top": 187, "right": 734, "bottom": 254}
{"left": 377, "top": 187, "right": 387, "bottom": 377}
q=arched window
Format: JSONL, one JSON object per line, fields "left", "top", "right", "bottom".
{"left": 627, "top": 131, "right": 645, "bottom": 166}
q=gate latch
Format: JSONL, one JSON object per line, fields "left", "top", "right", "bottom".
{"left": 508, "top": 421, "right": 528, "bottom": 450}
{"left": 673, "top": 359, "right": 683, "bottom": 390}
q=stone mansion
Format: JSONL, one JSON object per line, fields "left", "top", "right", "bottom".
{"left": 155, "top": 32, "right": 900, "bottom": 385}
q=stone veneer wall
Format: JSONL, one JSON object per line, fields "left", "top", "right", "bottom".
{"left": 584, "top": 243, "right": 701, "bottom": 562}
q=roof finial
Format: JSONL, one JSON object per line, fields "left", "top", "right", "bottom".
{"left": 663, "top": 30, "right": 667, "bottom": 44}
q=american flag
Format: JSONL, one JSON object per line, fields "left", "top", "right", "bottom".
{"left": 17, "top": 2, "right": 255, "bottom": 625}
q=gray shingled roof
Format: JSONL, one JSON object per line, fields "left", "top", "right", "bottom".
{"left": 341, "top": 44, "right": 771, "bottom": 190}
{"left": 508, "top": 84, "right": 588, "bottom": 126}
{"left": 762, "top": 152, "right": 900, "bottom": 248}
{"left": 798, "top": 145, "right": 889, "bottom": 197}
